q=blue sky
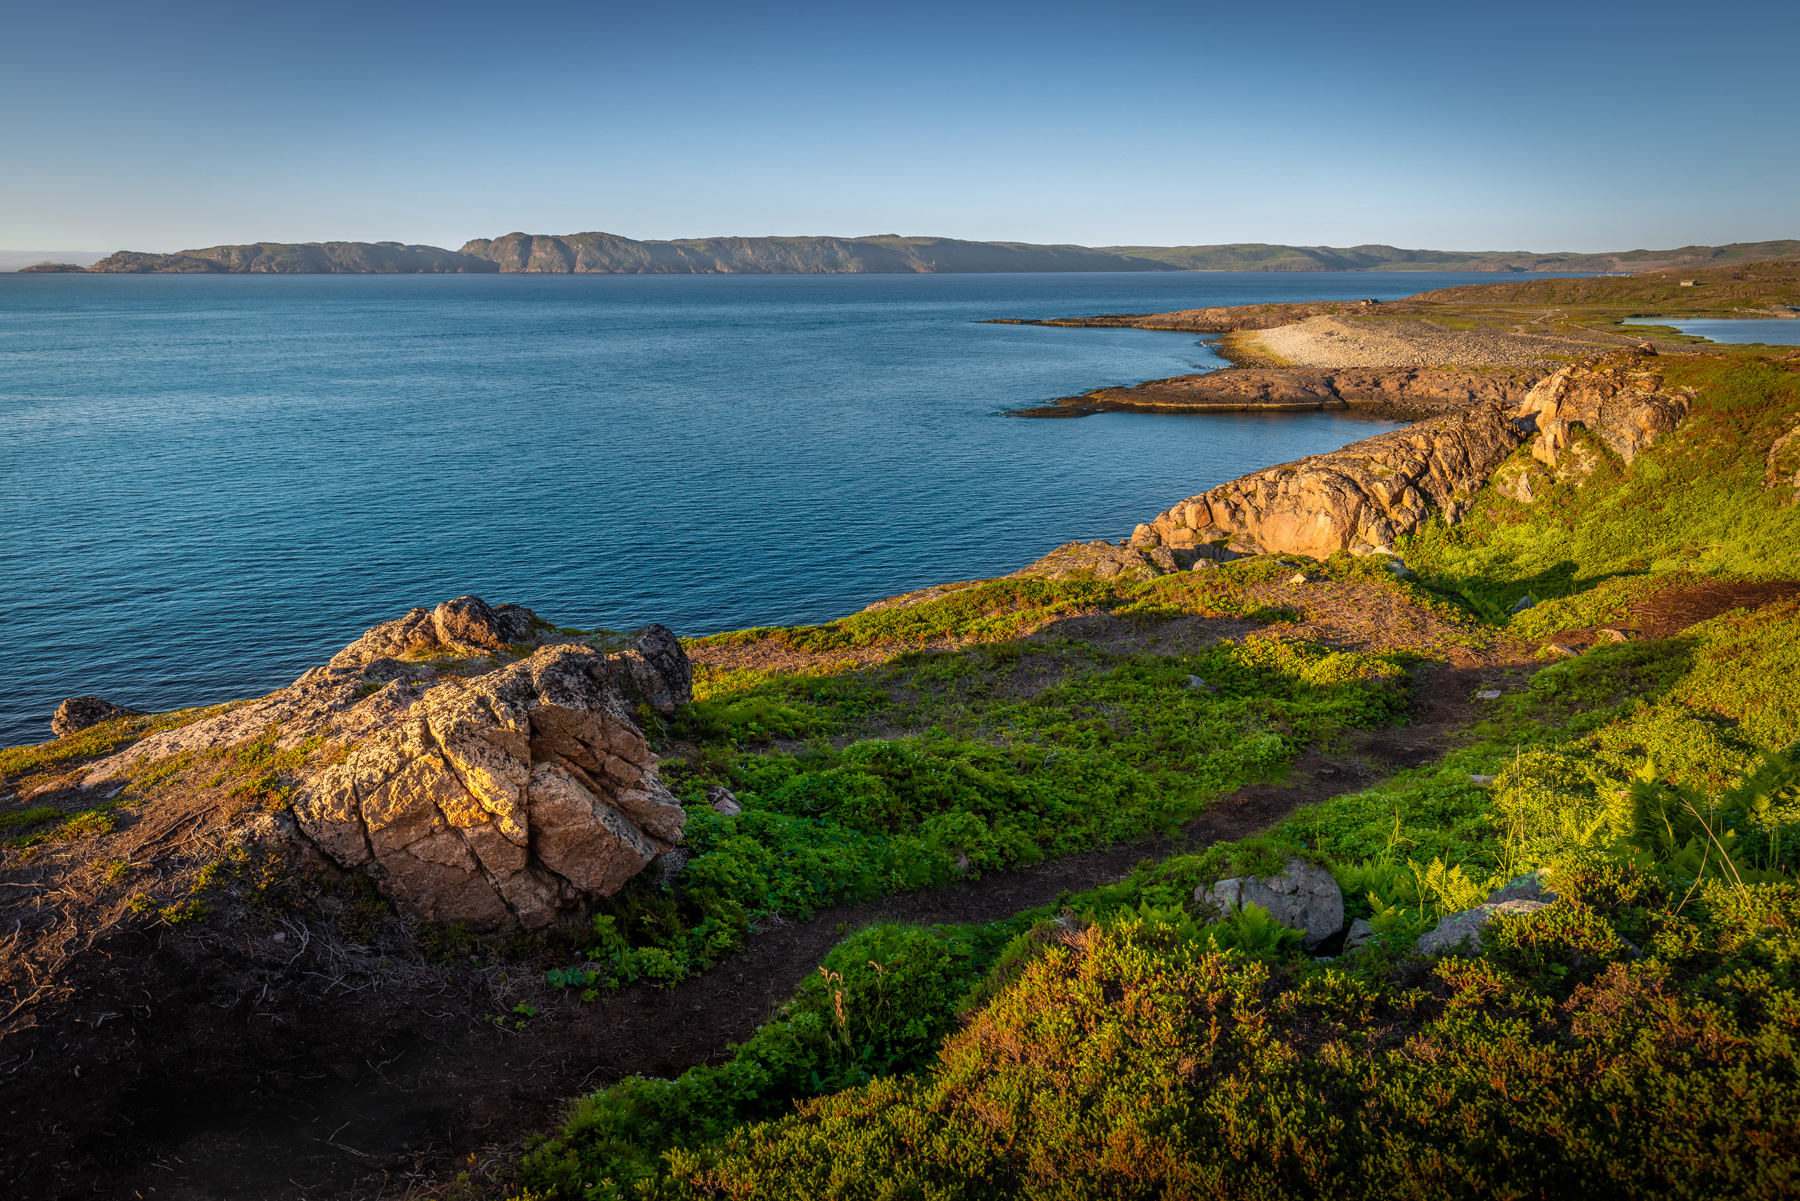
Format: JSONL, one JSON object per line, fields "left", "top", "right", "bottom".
{"left": 2, "top": 0, "right": 1794, "bottom": 253}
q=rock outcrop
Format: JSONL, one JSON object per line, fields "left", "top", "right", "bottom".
{"left": 1198, "top": 858, "right": 1344, "bottom": 949}
{"left": 80, "top": 597, "right": 691, "bottom": 931}
{"left": 1005, "top": 540, "right": 1247, "bottom": 583}
{"left": 1019, "top": 366, "right": 1537, "bottom": 417}
{"left": 1765, "top": 419, "right": 1800, "bottom": 504}
{"left": 1416, "top": 872, "right": 1561, "bottom": 955}
{"left": 50, "top": 696, "right": 147, "bottom": 738}
{"left": 1132, "top": 404, "right": 1527, "bottom": 558}
{"left": 1516, "top": 354, "right": 1693, "bottom": 469}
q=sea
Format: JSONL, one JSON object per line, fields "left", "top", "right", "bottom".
{"left": 1, "top": 270, "right": 1576, "bottom": 748}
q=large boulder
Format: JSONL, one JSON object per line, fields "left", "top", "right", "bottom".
{"left": 79, "top": 597, "right": 693, "bottom": 932}
{"left": 1198, "top": 858, "right": 1344, "bottom": 949}
{"left": 51, "top": 696, "right": 145, "bottom": 738}
{"left": 1133, "top": 405, "right": 1527, "bottom": 558}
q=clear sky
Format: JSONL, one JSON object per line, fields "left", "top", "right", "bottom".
{"left": 2, "top": 0, "right": 1794, "bottom": 254}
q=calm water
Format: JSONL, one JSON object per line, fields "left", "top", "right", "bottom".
{"left": 1623, "top": 316, "right": 1800, "bottom": 345}
{"left": 2, "top": 270, "right": 1568, "bottom": 747}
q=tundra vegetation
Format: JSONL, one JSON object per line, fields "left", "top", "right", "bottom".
{"left": 502, "top": 352, "right": 1800, "bottom": 1200}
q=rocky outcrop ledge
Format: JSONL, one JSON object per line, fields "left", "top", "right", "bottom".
{"left": 80, "top": 596, "right": 691, "bottom": 932}
{"left": 1013, "top": 366, "right": 1536, "bottom": 418}
{"left": 1130, "top": 404, "right": 1529, "bottom": 558}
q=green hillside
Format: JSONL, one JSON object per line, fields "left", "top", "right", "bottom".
{"left": 497, "top": 354, "right": 1800, "bottom": 1199}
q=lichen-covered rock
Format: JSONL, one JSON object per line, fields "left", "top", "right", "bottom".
{"left": 80, "top": 598, "right": 693, "bottom": 932}
{"left": 1009, "top": 539, "right": 1242, "bottom": 583}
{"left": 1517, "top": 355, "right": 1692, "bottom": 469}
{"left": 1343, "top": 917, "right": 1376, "bottom": 953}
{"left": 1198, "top": 858, "right": 1344, "bottom": 949}
{"left": 1137, "top": 405, "right": 1526, "bottom": 558}
{"left": 1417, "top": 898, "right": 1551, "bottom": 955}
{"left": 51, "top": 696, "right": 145, "bottom": 738}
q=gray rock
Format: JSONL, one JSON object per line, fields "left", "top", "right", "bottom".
{"left": 1198, "top": 857, "right": 1344, "bottom": 949}
{"left": 1468, "top": 774, "right": 1497, "bottom": 786}
{"left": 1510, "top": 593, "right": 1537, "bottom": 615}
{"left": 707, "top": 785, "right": 743, "bottom": 817}
{"left": 51, "top": 696, "right": 145, "bottom": 738}
{"left": 651, "top": 849, "right": 690, "bottom": 890}
{"left": 1417, "top": 899, "right": 1551, "bottom": 955}
{"left": 1343, "top": 918, "right": 1376, "bottom": 952}
{"left": 1486, "top": 868, "right": 1558, "bottom": 906}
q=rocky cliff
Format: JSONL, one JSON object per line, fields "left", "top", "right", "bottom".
{"left": 79, "top": 596, "right": 691, "bottom": 931}
{"left": 86, "top": 242, "right": 498, "bottom": 274}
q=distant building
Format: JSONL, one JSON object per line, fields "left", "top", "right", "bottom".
{"left": 1679, "top": 279, "right": 1698, "bottom": 286}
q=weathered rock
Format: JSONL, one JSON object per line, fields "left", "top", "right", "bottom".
{"left": 81, "top": 600, "right": 693, "bottom": 932}
{"left": 51, "top": 696, "right": 145, "bottom": 738}
{"left": 1517, "top": 356, "right": 1693, "bottom": 469}
{"left": 1007, "top": 539, "right": 1241, "bottom": 583}
{"left": 433, "top": 594, "right": 522, "bottom": 650}
{"left": 707, "top": 785, "right": 744, "bottom": 817}
{"left": 1343, "top": 917, "right": 1377, "bottom": 953}
{"left": 1416, "top": 898, "right": 1551, "bottom": 955}
{"left": 1198, "top": 858, "right": 1344, "bottom": 949}
{"left": 1064, "top": 366, "right": 1537, "bottom": 416}
{"left": 1135, "top": 405, "right": 1526, "bottom": 558}
{"left": 1766, "top": 420, "right": 1800, "bottom": 505}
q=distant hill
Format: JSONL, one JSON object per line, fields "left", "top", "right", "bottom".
{"left": 72, "top": 234, "right": 1800, "bottom": 275}
{"left": 1107, "top": 239, "right": 1800, "bottom": 274}
{"left": 86, "top": 242, "right": 497, "bottom": 274}
{"left": 457, "top": 232, "right": 1173, "bottom": 273}
{"left": 0, "top": 249, "right": 105, "bottom": 272}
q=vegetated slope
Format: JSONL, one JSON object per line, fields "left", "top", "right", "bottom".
{"left": 85, "top": 241, "right": 499, "bottom": 273}
{"left": 0, "top": 557, "right": 1472, "bottom": 1199}
{"left": 515, "top": 356, "right": 1800, "bottom": 1200}
{"left": 1401, "top": 356, "right": 1800, "bottom": 613}
{"left": 1408, "top": 258, "right": 1800, "bottom": 313}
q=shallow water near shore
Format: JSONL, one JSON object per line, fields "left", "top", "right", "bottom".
{"left": 3, "top": 270, "right": 1555, "bottom": 746}
{"left": 1623, "top": 316, "right": 1800, "bottom": 345}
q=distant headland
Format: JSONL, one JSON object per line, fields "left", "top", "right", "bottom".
{"left": 23, "top": 233, "right": 1800, "bottom": 275}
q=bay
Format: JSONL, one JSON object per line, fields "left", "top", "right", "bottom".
{"left": 1622, "top": 316, "right": 1800, "bottom": 345}
{"left": 2, "top": 270, "right": 1562, "bottom": 747}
